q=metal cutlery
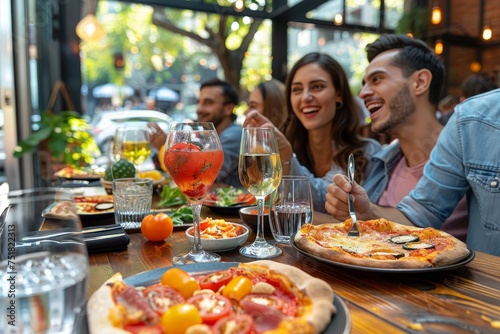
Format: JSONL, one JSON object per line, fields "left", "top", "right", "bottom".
{"left": 347, "top": 154, "right": 360, "bottom": 237}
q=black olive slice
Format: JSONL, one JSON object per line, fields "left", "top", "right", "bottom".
{"left": 402, "top": 242, "right": 435, "bottom": 250}
{"left": 390, "top": 235, "right": 419, "bottom": 244}
{"left": 370, "top": 251, "right": 405, "bottom": 259}
{"left": 95, "top": 202, "right": 114, "bottom": 211}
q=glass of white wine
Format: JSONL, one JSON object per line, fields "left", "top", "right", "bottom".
{"left": 121, "top": 126, "right": 152, "bottom": 174}
{"left": 238, "top": 127, "right": 283, "bottom": 258}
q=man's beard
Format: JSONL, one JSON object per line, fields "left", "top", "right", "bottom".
{"left": 373, "top": 85, "right": 416, "bottom": 134}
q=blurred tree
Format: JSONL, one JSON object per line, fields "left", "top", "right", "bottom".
{"left": 151, "top": 7, "right": 264, "bottom": 95}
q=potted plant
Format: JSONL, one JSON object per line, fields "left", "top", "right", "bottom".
{"left": 14, "top": 110, "right": 101, "bottom": 167}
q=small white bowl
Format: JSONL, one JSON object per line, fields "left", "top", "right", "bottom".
{"left": 185, "top": 223, "right": 249, "bottom": 252}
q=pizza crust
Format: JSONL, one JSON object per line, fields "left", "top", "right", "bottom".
{"left": 87, "top": 273, "right": 130, "bottom": 334}
{"left": 245, "top": 260, "right": 336, "bottom": 332}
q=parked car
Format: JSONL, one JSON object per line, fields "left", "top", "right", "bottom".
{"left": 90, "top": 110, "right": 174, "bottom": 167}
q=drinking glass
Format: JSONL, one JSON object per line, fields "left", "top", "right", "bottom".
{"left": 0, "top": 188, "right": 88, "bottom": 334}
{"left": 163, "top": 122, "right": 224, "bottom": 264}
{"left": 113, "top": 178, "right": 153, "bottom": 230}
{"left": 270, "top": 175, "right": 313, "bottom": 244}
{"left": 238, "top": 127, "right": 283, "bottom": 258}
{"left": 121, "top": 126, "right": 151, "bottom": 174}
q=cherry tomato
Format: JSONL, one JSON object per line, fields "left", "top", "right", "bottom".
{"left": 124, "top": 324, "right": 163, "bottom": 334}
{"left": 212, "top": 314, "right": 254, "bottom": 334}
{"left": 222, "top": 276, "right": 253, "bottom": 301}
{"left": 161, "top": 303, "right": 202, "bottom": 334}
{"left": 198, "top": 271, "right": 234, "bottom": 292}
{"left": 142, "top": 283, "right": 185, "bottom": 314}
{"left": 161, "top": 268, "right": 200, "bottom": 299}
{"left": 141, "top": 213, "right": 174, "bottom": 242}
{"left": 186, "top": 293, "right": 233, "bottom": 325}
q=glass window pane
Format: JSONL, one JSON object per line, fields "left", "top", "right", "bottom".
{"left": 384, "top": 0, "right": 405, "bottom": 29}
{"left": 288, "top": 26, "right": 379, "bottom": 93}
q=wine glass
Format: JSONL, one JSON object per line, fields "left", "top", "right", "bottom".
{"left": 163, "top": 122, "right": 224, "bottom": 264}
{"left": 238, "top": 127, "right": 283, "bottom": 258}
{"left": 121, "top": 126, "right": 151, "bottom": 174}
{"left": 110, "top": 126, "right": 126, "bottom": 162}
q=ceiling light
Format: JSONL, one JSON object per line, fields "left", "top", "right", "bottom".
{"left": 334, "top": 14, "right": 343, "bottom": 26}
{"left": 482, "top": 25, "right": 492, "bottom": 40}
{"left": 76, "top": 14, "right": 105, "bottom": 41}
{"left": 434, "top": 40, "right": 444, "bottom": 55}
{"left": 470, "top": 61, "right": 482, "bottom": 73}
{"left": 431, "top": 4, "right": 442, "bottom": 25}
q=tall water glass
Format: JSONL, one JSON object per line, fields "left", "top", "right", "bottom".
{"left": 270, "top": 175, "right": 313, "bottom": 243}
{"left": 0, "top": 188, "right": 88, "bottom": 334}
{"left": 113, "top": 178, "right": 153, "bottom": 230}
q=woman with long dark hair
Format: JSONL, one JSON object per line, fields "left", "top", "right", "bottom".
{"left": 244, "top": 52, "right": 381, "bottom": 212}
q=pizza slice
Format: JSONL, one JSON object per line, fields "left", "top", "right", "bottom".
{"left": 42, "top": 201, "right": 79, "bottom": 220}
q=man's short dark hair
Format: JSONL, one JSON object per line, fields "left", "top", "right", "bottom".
{"left": 200, "top": 78, "right": 239, "bottom": 105}
{"left": 366, "top": 34, "right": 445, "bottom": 106}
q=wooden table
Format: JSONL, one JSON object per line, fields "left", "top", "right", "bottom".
{"left": 87, "top": 206, "right": 500, "bottom": 334}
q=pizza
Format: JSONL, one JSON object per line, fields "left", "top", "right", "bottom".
{"left": 73, "top": 195, "right": 114, "bottom": 214}
{"left": 294, "top": 218, "right": 470, "bottom": 269}
{"left": 87, "top": 260, "right": 336, "bottom": 334}
{"left": 73, "top": 195, "right": 114, "bottom": 204}
{"left": 54, "top": 166, "right": 104, "bottom": 179}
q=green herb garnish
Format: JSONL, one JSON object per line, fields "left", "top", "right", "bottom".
{"left": 158, "top": 185, "right": 188, "bottom": 207}
{"left": 170, "top": 206, "right": 193, "bottom": 225}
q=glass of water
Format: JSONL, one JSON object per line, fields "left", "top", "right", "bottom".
{"left": 270, "top": 175, "right": 313, "bottom": 243}
{"left": 112, "top": 178, "right": 153, "bottom": 230}
{"left": 0, "top": 188, "right": 89, "bottom": 334}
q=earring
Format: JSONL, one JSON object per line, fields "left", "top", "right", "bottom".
{"left": 336, "top": 101, "right": 344, "bottom": 110}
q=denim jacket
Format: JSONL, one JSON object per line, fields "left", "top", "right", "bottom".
{"left": 363, "top": 141, "right": 404, "bottom": 202}
{"left": 290, "top": 138, "right": 382, "bottom": 213}
{"left": 398, "top": 89, "right": 500, "bottom": 255}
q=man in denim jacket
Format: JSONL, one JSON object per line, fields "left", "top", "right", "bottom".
{"left": 325, "top": 89, "right": 500, "bottom": 255}
{"left": 359, "top": 34, "right": 468, "bottom": 241}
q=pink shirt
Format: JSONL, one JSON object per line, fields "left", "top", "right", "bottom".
{"left": 378, "top": 158, "right": 468, "bottom": 241}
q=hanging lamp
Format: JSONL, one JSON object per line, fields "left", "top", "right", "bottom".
{"left": 76, "top": 0, "right": 105, "bottom": 41}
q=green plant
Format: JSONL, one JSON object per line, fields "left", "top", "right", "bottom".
{"left": 14, "top": 110, "right": 101, "bottom": 167}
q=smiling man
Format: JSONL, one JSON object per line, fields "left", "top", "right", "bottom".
{"left": 328, "top": 34, "right": 469, "bottom": 240}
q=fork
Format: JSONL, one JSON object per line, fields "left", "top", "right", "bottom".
{"left": 347, "top": 154, "right": 360, "bottom": 237}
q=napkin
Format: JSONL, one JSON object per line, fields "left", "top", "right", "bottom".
{"left": 83, "top": 224, "right": 130, "bottom": 254}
